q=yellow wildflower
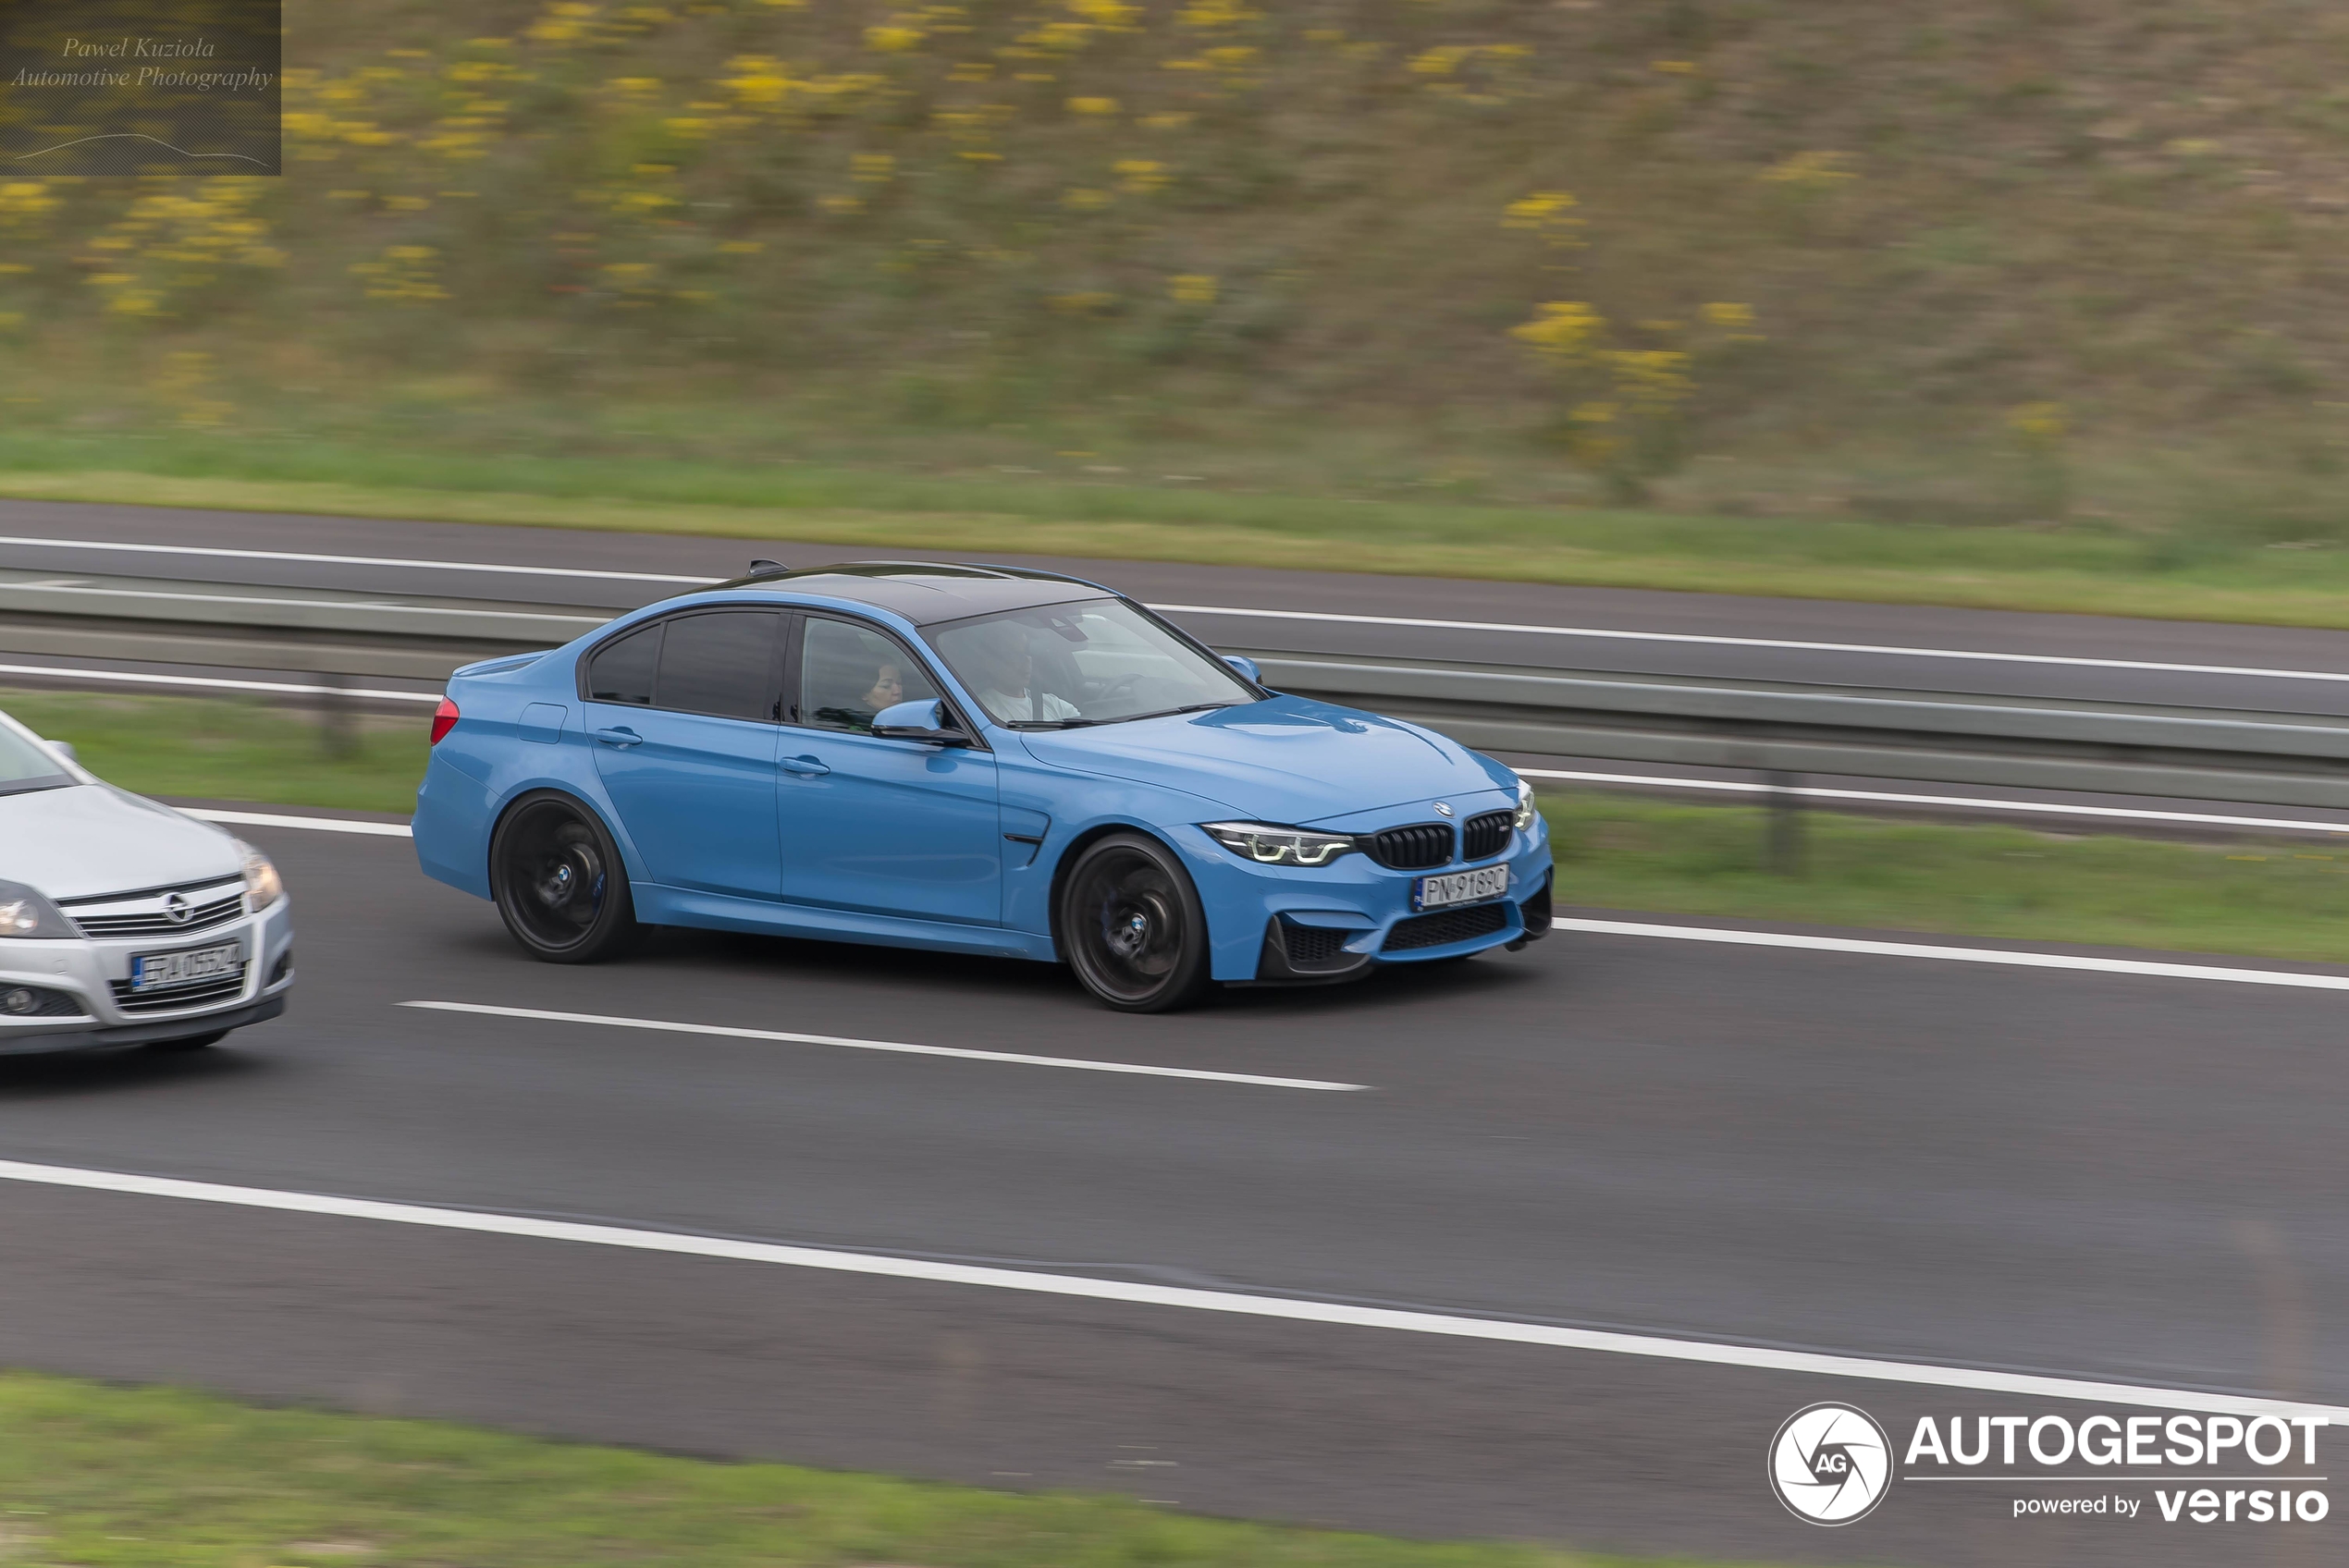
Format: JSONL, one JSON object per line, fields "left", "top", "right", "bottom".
{"left": 1510, "top": 300, "right": 1603, "bottom": 361}
{"left": 1759, "top": 151, "right": 1857, "bottom": 189}
{"left": 2009, "top": 402, "right": 2068, "bottom": 441}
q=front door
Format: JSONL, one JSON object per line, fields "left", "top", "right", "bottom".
{"left": 583, "top": 608, "right": 786, "bottom": 899}
{"left": 775, "top": 614, "right": 1002, "bottom": 925}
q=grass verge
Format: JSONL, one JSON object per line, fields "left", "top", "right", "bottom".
{"left": 17, "top": 685, "right": 2349, "bottom": 965}
{"left": 16, "top": 439, "right": 2349, "bottom": 629}
{"left": 3, "top": 688, "right": 426, "bottom": 817}
{"left": 0, "top": 1370, "right": 1783, "bottom": 1568}
{"left": 1546, "top": 792, "right": 2349, "bottom": 966}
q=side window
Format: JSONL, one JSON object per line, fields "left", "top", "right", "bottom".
{"left": 656, "top": 610, "right": 783, "bottom": 721}
{"left": 799, "top": 617, "right": 941, "bottom": 733}
{"left": 585, "top": 622, "right": 660, "bottom": 705}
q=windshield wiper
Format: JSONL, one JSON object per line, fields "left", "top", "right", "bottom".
{"left": 1013, "top": 702, "right": 1240, "bottom": 731}
{"left": 1088, "top": 702, "right": 1240, "bottom": 728}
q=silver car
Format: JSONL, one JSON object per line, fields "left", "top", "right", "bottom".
{"left": 0, "top": 705, "right": 293, "bottom": 1054}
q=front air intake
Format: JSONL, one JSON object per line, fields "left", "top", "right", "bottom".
{"left": 1383, "top": 902, "right": 1509, "bottom": 951}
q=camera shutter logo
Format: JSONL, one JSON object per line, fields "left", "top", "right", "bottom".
{"left": 1768, "top": 1403, "right": 1893, "bottom": 1525}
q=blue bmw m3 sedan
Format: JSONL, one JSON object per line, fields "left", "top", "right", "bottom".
{"left": 412, "top": 562, "right": 1552, "bottom": 1011}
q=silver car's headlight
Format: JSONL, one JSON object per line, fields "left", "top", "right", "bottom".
{"left": 0, "top": 878, "right": 74, "bottom": 939}
{"left": 1513, "top": 779, "right": 1538, "bottom": 834}
{"left": 1202, "top": 822, "right": 1356, "bottom": 867}
{"left": 239, "top": 840, "right": 284, "bottom": 911}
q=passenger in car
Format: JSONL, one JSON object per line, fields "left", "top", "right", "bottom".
{"left": 861, "top": 662, "right": 904, "bottom": 715}
{"left": 968, "top": 624, "right": 1081, "bottom": 724}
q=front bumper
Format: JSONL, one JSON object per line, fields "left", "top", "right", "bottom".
{"left": 1179, "top": 818, "right": 1554, "bottom": 983}
{"left": 0, "top": 896, "right": 295, "bottom": 1054}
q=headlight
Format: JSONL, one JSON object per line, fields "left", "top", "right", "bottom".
{"left": 239, "top": 840, "right": 284, "bottom": 911}
{"left": 1201, "top": 822, "right": 1356, "bottom": 867}
{"left": 1513, "top": 779, "right": 1538, "bottom": 834}
{"left": 0, "top": 878, "right": 74, "bottom": 939}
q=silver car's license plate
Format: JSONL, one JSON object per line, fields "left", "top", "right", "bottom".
{"left": 1412, "top": 865, "right": 1509, "bottom": 912}
{"left": 131, "top": 941, "right": 241, "bottom": 991}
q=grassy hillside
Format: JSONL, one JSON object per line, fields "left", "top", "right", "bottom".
{"left": 8, "top": 0, "right": 2349, "bottom": 542}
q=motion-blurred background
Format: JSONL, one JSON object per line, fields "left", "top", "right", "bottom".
{"left": 8, "top": 0, "right": 2349, "bottom": 547}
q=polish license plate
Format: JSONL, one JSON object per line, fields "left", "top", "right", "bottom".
{"left": 1412, "top": 865, "right": 1509, "bottom": 912}
{"left": 130, "top": 942, "right": 241, "bottom": 992}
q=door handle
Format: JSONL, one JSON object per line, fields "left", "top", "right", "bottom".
{"left": 780, "top": 753, "right": 830, "bottom": 776}
{"left": 592, "top": 727, "right": 644, "bottom": 748}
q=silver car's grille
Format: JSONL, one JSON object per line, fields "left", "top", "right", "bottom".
{"left": 57, "top": 878, "right": 246, "bottom": 939}
{"left": 109, "top": 966, "right": 248, "bottom": 1014}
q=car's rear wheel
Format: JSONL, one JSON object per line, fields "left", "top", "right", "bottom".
{"left": 490, "top": 792, "right": 640, "bottom": 963}
{"left": 1059, "top": 832, "right": 1211, "bottom": 1012}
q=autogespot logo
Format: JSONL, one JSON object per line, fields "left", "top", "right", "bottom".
{"left": 1770, "top": 1403, "right": 1894, "bottom": 1525}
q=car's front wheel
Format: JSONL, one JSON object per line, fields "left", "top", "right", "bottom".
{"left": 490, "top": 792, "right": 641, "bottom": 963}
{"left": 1059, "top": 831, "right": 1211, "bottom": 1012}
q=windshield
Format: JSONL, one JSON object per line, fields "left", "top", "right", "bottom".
{"left": 927, "top": 599, "right": 1258, "bottom": 728}
{"left": 0, "top": 720, "right": 71, "bottom": 797}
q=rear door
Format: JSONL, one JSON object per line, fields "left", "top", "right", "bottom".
{"left": 774, "top": 614, "right": 1002, "bottom": 925}
{"left": 581, "top": 608, "right": 787, "bottom": 900}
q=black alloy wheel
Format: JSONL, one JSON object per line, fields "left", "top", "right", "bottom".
{"left": 490, "top": 792, "right": 641, "bottom": 962}
{"left": 1059, "top": 832, "right": 1212, "bottom": 1012}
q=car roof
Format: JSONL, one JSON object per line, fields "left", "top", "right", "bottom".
{"left": 710, "top": 561, "right": 1116, "bottom": 626}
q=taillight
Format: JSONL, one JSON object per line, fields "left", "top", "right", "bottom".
{"left": 430, "top": 696, "right": 460, "bottom": 745}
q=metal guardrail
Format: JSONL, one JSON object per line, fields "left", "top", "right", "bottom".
{"left": 1243, "top": 652, "right": 2349, "bottom": 811}
{"left": 8, "top": 570, "right": 2349, "bottom": 811}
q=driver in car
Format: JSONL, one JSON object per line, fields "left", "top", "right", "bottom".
{"left": 968, "top": 623, "right": 1081, "bottom": 724}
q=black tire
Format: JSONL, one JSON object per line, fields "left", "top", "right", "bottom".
{"left": 1058, "top": 831, "right": 1212, "bottom": 1013}
{"left": 489, "top": 791, "right": 641, "bottom": 963}
{"left": 147, "top": 1029, "right": 227, "bottom": 1053}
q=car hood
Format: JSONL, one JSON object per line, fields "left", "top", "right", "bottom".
{"left": 0, "top": 785, "right": 242, "bottom": 900}
{"left": 1017, "top": 694, "right": 1514, "bottom": 823}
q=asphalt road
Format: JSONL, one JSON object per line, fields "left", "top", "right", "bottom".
{"left": 15, "top": 496, "right": 2349, "bottom": 716}
{"left": 1, "top": 822, "right": 2343, "bottom": 1566}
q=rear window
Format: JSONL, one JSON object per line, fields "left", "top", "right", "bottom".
{"left": 658, "top": 610, "right": 782, "bottom": 721}
{"left": 585, "top": 622, "right": 659, "bottom": 705}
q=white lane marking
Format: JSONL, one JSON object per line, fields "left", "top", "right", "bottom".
{"left": 1159, "top": 603, "right": 2349, "bottom": 684}
{"left": 0, "top": 1156, "right": 2334, "bottom": 1421}
{"left": 0, "top": 661, "right": 440, "bottom": 702}
{"left": 183, "top": 808, "right": 412, "bottom": 839}
{"left": 13, "top": 534, "right": 2349, "bottom": 685}
{"left": 1519, "top": 768, "right": 2349, "bottom": 837}
{"left": 0, "top": 535, "right": 713, "bottom": 585}
{"left": 1556, "top": 917, "right": 2349, "bottom": 992}
{"left": 399, "top": 1000, "right": 1368, "bottom": 1092}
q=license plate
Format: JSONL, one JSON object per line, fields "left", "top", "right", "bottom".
{"left": 1412, "top": 865, "right": 1509, "bottom": 912}
{"left": 130, "top": 942, "right": 241, "bottom": 992}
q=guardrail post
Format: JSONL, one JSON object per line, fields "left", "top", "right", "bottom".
{"left": 319, "top": 670, "right": 358, "bottom": 760}
{"left": 1765, "top": 769, "right": 1805, "bottom": 876}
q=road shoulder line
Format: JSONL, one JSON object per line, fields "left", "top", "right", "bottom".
{"left": 0, "top": 1156, "right": 2335, "bottom": 1421}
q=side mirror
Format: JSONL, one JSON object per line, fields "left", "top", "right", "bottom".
{"left": 44, "top": 739, "right": 77, "bottom": 766}
{"left": 871, "top": 699, "right": 973, "bottom": 746}
{"left": 1223, "top": 654, "right": 1261, "bottom": 684}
